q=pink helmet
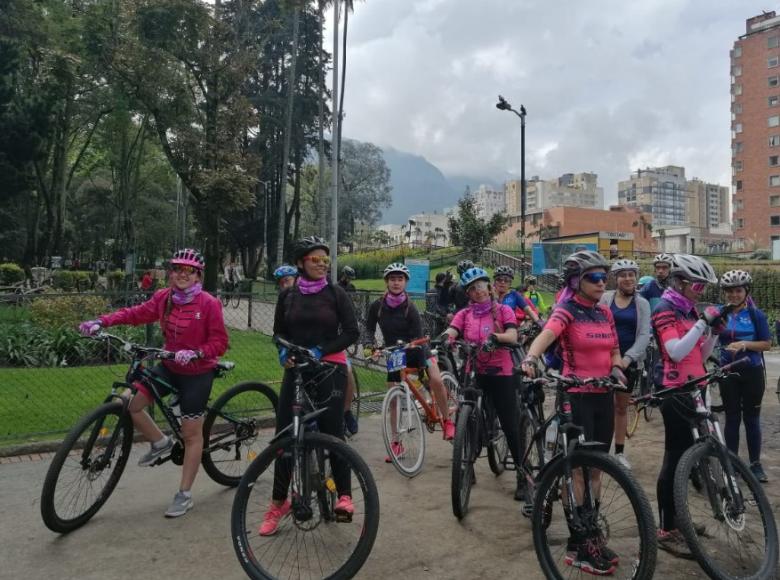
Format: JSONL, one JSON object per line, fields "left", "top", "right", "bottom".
{"left": 170, "top": 248, "right": 205, "bottom": 270}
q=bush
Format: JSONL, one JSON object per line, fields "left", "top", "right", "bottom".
{"left": 52, "top": 270, "right": 75, "bottom": 290}
{"left": 107, "top": 269, "right": 125, "bottom": 290}
{"left": 0, "top": 262, "right": 25, "bottom": 285}
{"left": 30, "top": 295, "right": 110, "bottom": 331}
{"left": 339, "top": 247, "right": 462, "bottom": 279}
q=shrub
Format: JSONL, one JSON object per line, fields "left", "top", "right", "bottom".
{"left": 30, "top": 295, "right": 110, "bottom": 331}
{"left": 52, "top": 270, "right": 75, "bottom": 290}
{"left": 0, "top": 262, "right": 25, "bottom": 285}
{"left": 107, "top": 269, "right": 125, "bottom": 290}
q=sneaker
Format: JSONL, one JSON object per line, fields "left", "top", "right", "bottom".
{"left": 164, "top": 491, "right": 193, "bottom": 518}
{"left": 443, "top": 419, "right": 456, "bottom": 441}
{"left": 565, "top": 538, "right": 616, "bottom": 575}
{"left": 385, "top": 441, "right": 405, "bottom": 463}
{"left": 138, "top": 436, "right": 173, "bottom": 467}
{"left": 344, "top": 410, "right": 358, "bottom": 437}
{"left": 334, "top": 495, "right": 354, "bottom": 515}
{"left": 750, "top": 461, "right": 769, "bottom": 483}
{"left": 615, "top": 453, "right": 632, "bottom": 470}
{"left": 259, "top": 500, "right": 292, "bottom": 536}
{"left": 514, "top": 473, "right": 526, "bottom": 502}
{"left": 595, "top": 530, "right": 619, "bottom": 565}
{"left": 657, "top": 529, "right": 694, "bottom": 560}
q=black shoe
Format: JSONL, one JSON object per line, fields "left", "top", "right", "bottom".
{"left": 565, "top": 538, "right": 616, "bottom": 576}
{"left": 344, "top": 410, "right": 358, "bottom": 437}
{"left": 751, "top": 461, "right": 769, "bottom": 483}
{"left": 595, "top": 530, "right": 619, "bottom": 565}
{"left": 514, "top": 475, "right": 526, "bottom": 502}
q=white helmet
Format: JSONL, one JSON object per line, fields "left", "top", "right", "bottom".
{"left": 670, "top": 254, "right": 717, "bottom": 284}
{"left": 611, "top": 259, "right": 639, "bottom": 274}
{"left": 654, "top": 253, "right": 674, "bottom": 266}
{"left": 383, "top": 262, "right": 410, "bottom": 279}
{"left": 720, "top": 269, "right": 752, "bottom": 289}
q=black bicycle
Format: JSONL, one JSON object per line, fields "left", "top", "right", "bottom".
{"left": 634, "top": 360, "right": 778, "bottom": 580}
{"left": 523, "top": 372, "right": 657, "bottom": 580}
{"left": 220, "top": 280, "right": 241, "bottom": 308}
{"left": 40, "top": 332, "right": 278, "bottom": 534}
{"left": 231, "top": 337, "right": 380, "bottom": 580}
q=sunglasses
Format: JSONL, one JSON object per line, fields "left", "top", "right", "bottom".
{"left": 494, "top": 276, "right": 512, "bottom": 284}
{"left": 466, "top": 280, "right": 489, "bottom": 292}
{"left": 582, "top": 272, "right": 608, "bottom": 284}
{"left": 171, "top": 265, "right": 198, "bottom": 275}
{"left": 685, "top": 281, "right": 707, "bottom": 293}
{"left": 303, "top": 255, "right": 331, "bottom": 266}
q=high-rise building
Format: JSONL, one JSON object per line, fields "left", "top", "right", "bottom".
{"left": 731, "top": 11, "right": 780, "bottom": 248}
{"left": 687, "top": 179, "right": 730, "bottom": 229}
{"left": 505, "top": 172, "right": 603, "bottom": 217}
{"left": 617, "top": 165, "right": 688, "bottom": 226}
{"left": 473, "top": 184, "right": 505, "bottom": 220}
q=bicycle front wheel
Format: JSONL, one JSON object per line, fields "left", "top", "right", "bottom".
{"left": 41, "top": 401, "right": 133, "bottom": 533}
{"left": 626, "top": 401, "right": 640, "bottom": 438}
{"left": 518, "top": 411, "right": 545, "bottom": 500}
{"left": 202, "top": 381, "right": 278, "bottom": 486}
{"left": 440, "top": 370, "right": 460, "bottom": 417}
{"left": 231, "top": 293, "right": 240, "bottom": 308}
{"left": 674, "top": 442, "right": 778, "bottom": 580}
{"left": 231, "top": 432, "right": 380, "bottom": 580}
{"left": 486, "top": 412, "right": 509, "bottom": 476}
{"left": 532, "top": 450, "right": 657, "bottom": 580}
{"left": 381, "top": 385, "right": 425, "bottom": 477}
{"left": 451, "top": 404, "right": 478, "bottom": 520}
{"left": 350, "top": 363, "right": 361, "bottom": 424}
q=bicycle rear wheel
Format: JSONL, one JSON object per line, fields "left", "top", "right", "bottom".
{"left": 221, "top": 292, "right": 229, "bottom": 307}
{"left": 201, "top": 381, "right": 278, "bottom": 486}
{"left": 350, "top": 363, "right": 361, "bottom": 423}
{"left": 231, "top": 293, "right": 240, "bottom": 308}
{"left": 41, "top": 401, "right": 133, "bottom": 533}
{"left": 440, "top": 370, "right": 460, "bottom": 417}
{"left": 626, "top": 401, "right": 640, "bottom": 438}
{"left": 532, "top": 450, "right": 657, "bottom": 580}
{"left": 518, "top": 411, "right": 545, "bottom": 500}
{"left": 231, "top": 432, "right": 380, "bottom": 580}
{"left": 451, "top": 404, "right": 478, "bottom": 520}
{"left": 674, "top": 442, "right": 778, "bottom": 580}
{"left": 486, "top": 411, "right": 509, "bottom": 476}
{"left": 381, "top": 385, "right": 425, "bottom": 477}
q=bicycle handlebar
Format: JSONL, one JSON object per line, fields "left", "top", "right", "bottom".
{"left": 525, "top": 371, "right": 629, "bottom": 393}
{"left": 90, "top": 332, "right": 176, "bottom": 360}
{"left": 632, "top": 358, "right": 746, "bottom": 406}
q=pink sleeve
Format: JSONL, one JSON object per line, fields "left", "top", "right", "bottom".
{"left": 200, "top": 295, "right": 229, "bottom": 359}
{"left": 499, "top": 304, "right": 517, "bottom": 328}
{"left": 449, "top": 309, "right": 466, "bottom": 335}
{"left": 545, "top": 307, "right": 572, "bottom": 339}
{"left": 100, "top": 289, "right": 167, "bottom": 328}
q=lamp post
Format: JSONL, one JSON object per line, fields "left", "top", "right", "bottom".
{"left": 496, "top": 95, "right": 527, "bottom": 283}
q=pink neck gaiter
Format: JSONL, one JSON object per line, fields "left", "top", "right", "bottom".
{"left": 470, "top": 300, "right": 493, "bottom": 316}
{"left": 384, "top": 291, "right": 406, "bottom": 308}
{"left": 662, "top": 288, "right": 696, "bottom": 313}
{"left": 171, "top": 282, "right": 202, "bottom": 305}
{"left": 297, "top": 276, "right": 328, "bottom": 295}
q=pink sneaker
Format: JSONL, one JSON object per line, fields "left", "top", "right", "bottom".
{"left": 334, "top": 495, "right": 354, "bottom": 515}
{"left": 258, "top": 500, "right": 291, "bottom": 536}
{"left": 384, "top": 441, "right": 405, "bottom": 463}
{"left": 443, "top": 419, "right": 456, "bottom": 441}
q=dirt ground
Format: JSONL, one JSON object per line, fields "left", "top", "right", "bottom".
{"left": 1, "top": 357, "right": 779, "bottom": 579}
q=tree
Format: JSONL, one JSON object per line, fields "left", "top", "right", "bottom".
{"left": 338, "top": 140, "right": 391, "bottom": 241}
{"left": 448, "top": 192, "right": 508, "bottom": 258}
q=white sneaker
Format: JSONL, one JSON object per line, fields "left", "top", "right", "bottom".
{"left": 615, "top": 453, "right": 632, "bottom": 470}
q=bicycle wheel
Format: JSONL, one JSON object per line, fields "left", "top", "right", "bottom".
{"left": 231, "top": 293, "right": 240, "bottom": 308}
{"left": 440, "top": 370, "right": 460, "bottom": 416}
{"left": 532, "top": 450, "right": 657, "bottom": 580}
{"left": 626, "top": 401, "right": 640, "bottom": 439}
{"left": 381, "top": 385, "right": 425, "bottom": 477}
{"left": 41, "top": 401, "right": 133, "bottom": 533}
{"left": 201, "top": 381, "right": 278, "bottom": 487}
{"left": 231, "top": 432, "right": 380, "bottom": 580}
{"left": 350, "top": 363, "right": 361, "bottom": 422}
{"left": 486, "top": 411, "right": 509, "bottom": 476}
{"left": 451, "top": 404, "right": 478, "bottom": 520}
{"left": 518, "top": 411, "right": 545, "bottom": 500}
{"left": 221, "top": 292, "right": 229, "bottom": 307}
{"left": 674, "top": 442, "right": 778, "bottom": 580}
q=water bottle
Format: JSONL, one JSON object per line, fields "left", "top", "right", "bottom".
{"left": 170, "top": 395, "right": 182, "bottom": 426}
{"left": 544, "top": 418, "right": 559, "bottom": 462}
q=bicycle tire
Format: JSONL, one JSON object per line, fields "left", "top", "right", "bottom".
{"left": 518, "top": 411, "right": 545, "bottom": 501}
{"left": 440, "top": 370, "right": 460, "bottom": 417}
{"left": 231, "top": 432, "right": 380, "bottom": 580}
{"left": 626, "top": 401, "right": 640, "bottom": 439}
{"left": 451, "top": 404, "right": 478, "bottom": 520}
{"left": 486, "top": 410, "right": 509, "bottom": 476}
{"left": 231, "top": 293, "right": 240, "bottom": 309}
{"left": 350, "top": 363, "right": 361, "bottom": 423}
{"left": 201, "top": 381, "right": 278, "bottom": 487}
{"left": 381, "top": 385, "right": 425, "bottom": 477}
{"left": 674, "top": 442, "right": 778, "bottom": 580}
{"left": 221, "top": 293, "right": 229, "bottom": 307}
{"left": 41, "top": 401, "right": 133, "bottom": 533}
{"left": 532, "top": 450, "right": 657, "bottom": 580}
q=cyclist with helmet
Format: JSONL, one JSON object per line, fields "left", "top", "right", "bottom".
{"left": 651, "top": 253, "right": 723, "bottom": 557}
{"left": 273, "top": 264, "right": 297, "bottom": 292}
{"left": 524, "top": 276, "right": 548, "bottom": 315}
{"left": 522, "top": 250, "right": 624, "bottom": 575}
{"left": 716, "top": 270, "right": 770, "bottom": 483}
{"left": 493, "top": 265, "right": 543, "bottom": 327}
{"left": 448, "top": 259, "right": 475, "bottom": 318}
{"left": 640, "top": 253, "right": 674, "bottom": 309}
{"left": 78, "top": 249, "right": 229, "bottom": 518}
{"left": 637, "top": 275, "right": 654, "bottom": 292}
{"left": 599, "top": 259, "right": 651, "bottom": 470}
{"left": 367, "top": 263, "right": 456, "bottom": 446}
{"left": 262, "top": 236, "right": 359, "bottom": 535}
{"left": 443, "top": 267, "right": 526, "bottom": 501}
{"left": 338, "top": 266, "right": 357, "bottom": 292}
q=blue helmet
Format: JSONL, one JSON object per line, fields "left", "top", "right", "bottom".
{"left": 638, "top": 275, "right": 653, "bottom": 288}
{"left": 274, "top": 264, "right": 298, "bottom": 280}
{"left": 460, "top": 267, "right": 490, "bottom": 289}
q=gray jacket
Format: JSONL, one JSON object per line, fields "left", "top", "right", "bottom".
{"left": 599, "top": 290, "right": 651, "bottom": 365}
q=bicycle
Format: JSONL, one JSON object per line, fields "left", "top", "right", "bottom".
{"left": 633, "top": 360, "right": 778, "bottom": 580}
{"left": 221, "top": 280, "right": 241, "bottom": 309}
{"left": 231, "top": 337, "right": 380, "bottom": 580}
{"left": 449, "top": 340, "right": 516, "bottom": 520}
{"left": 522, "top": 372, "right": 657, "bottom": 579}
{"left": 374, "top": 337, "right": 460, "bottom": 477}
{"left": 41, "top": 332, "right": 278, "bottom": 534}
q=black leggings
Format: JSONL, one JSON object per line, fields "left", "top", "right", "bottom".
{"left": 476, "top": 374, "right": 523, "bottom": 469}
{"left": 569, "top": 392, "right": 615, "bottom": 448}
{"left": 720, "top": 364, "right": 765, "bottom": 464}
{"left": 272, "top": 364, "right": 351, "bottom": 501}
{"left": 657, "top": 396, "right": 695, "bottom": 531}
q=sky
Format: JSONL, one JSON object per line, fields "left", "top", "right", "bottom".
{"left": 326, "top": 0, "right": 769, "bottom": 205}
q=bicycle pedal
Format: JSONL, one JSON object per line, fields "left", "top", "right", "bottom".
{"left": 334, "top": 511, "right": 353, "bottom": 523}
{"left": 521, "top": 504, "right": 533, "bottom": 518}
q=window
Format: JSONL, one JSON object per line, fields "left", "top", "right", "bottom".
{"left": 772, "top": 216, "right": 780, "bottom": 226}
{"left": 772, "top": 135, "right": 780, "bottom": 147}
{"left": 771, "top": 96, "right": 780, "bottom": 107}
{"left": 771, "top": 36, "right": 780, "bottom": 49}
{"left": 735, "top": 160, "right": 744, "bottom": 171}
{"left": 771, "top": 195, "right": 780, "bottom": 207}
{"left": 736, "top": 218, "right": 744, "bottom": 229}
{"left": 770, "top": 116, "right": 780, "bottom": 127}
{"left": 736, "top": 180, "right": 743, "bottom": 191}
{"left": 733, "top": 142, "right": 744, "bottom": 154}
{"left": 770, "top": 76, "right": 780, "bottom": 87}
{"left": 733, "top": 102, "right": 743, "bottom": 114}
{"left": 733, "top": 122, "right": 743, "bottom": 133}
{"left": 734, "top": 64, "right": 744, "bottom": 75}
{"left": 734, "top": 199, "right": 744, "bottom": 210}
{"left": 770, "top": 175, "right": 780, "bottom": 186}
{"left": 734, "top": 46, "right": 742, "bottom": 58}
{"left": 770, "top": 57, "right": 780, "bottom": 69}
{"left": 772, "top": 156, "right": 780, "bottom": 166}
{"left": 733, "top": 83, "right": 744, "bottom": 94}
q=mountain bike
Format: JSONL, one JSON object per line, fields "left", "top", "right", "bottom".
{"left": 523, "top": 372, "right": 657, "bottom": 579}
{"left": 231, "top": 337, "right": 380, "bottom": 580}
{"left": 374, "top": 337, "right": 459, "bottom": 477}
{"left": 634, "top": 360, "right": 778, "bottom": 580}
{"left": 41, "top": 332, "right": 278, "bottom": 534}
{"left": 220, "top": 280, "right": 241, "bottom": 308}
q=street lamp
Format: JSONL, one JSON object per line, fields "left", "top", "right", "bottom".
{"left": 496, "top": 95, "right": 527, "bottom": 283}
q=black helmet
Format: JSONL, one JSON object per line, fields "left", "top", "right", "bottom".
{"left": 526, "top": 276, "right": 537, "bottom": 285}
{"left": 457, "top": 259, "right": 475, "bottom": 275}
{"left": 292, "top": 236, "right": 329, "bottom": 262}
{"left": 341, "top": 266, "right": 356, "bottom": 279}
{"left": 562, "top": 250, "right": 609, "bottom": 282}
{"left": 494, "top": 265, "right": 514, "bottom": 280}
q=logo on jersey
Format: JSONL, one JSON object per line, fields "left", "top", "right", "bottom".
{"left": 195, "top": 312, "right": 201, "bottom": 320}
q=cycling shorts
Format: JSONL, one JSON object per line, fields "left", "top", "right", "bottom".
{"left": 569, "top": 392, "right": 614, "bottom": 450}
{"left": 135, "top": 363, "right": 215, "bottom": 420}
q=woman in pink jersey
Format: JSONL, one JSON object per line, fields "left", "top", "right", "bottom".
{"left": 79, "top": 248, "right": 229, "bottom": 517}
{"left": 522, "top": 250, "right": 625, "bottom": 575}
{"left": 650, "top": 253, "right": 723, "bottom": 558}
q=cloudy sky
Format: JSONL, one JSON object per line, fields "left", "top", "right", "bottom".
{"left": 328, "top": 0, "right": 768, "bottom": 205}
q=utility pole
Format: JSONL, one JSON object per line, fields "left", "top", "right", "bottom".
{"left": 330, "top": 0, "right": 340, "bottom": 280}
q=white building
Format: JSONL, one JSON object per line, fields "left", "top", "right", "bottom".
{"left": 507, "top": 173, "right": 604, "bottom": 217}
{"left": 473, "top": 185, "right": 505, "bottom": 220}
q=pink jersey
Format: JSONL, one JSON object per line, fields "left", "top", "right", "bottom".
{"left": 449, "top": 303, "right": 517, "bottom": 376}
{"left": 545, "top": 294, "right": 618, "bottom": 393}
{"left": 652, "top": 299, "right": 706, "bottom": 388}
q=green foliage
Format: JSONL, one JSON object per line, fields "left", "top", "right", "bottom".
{"left": 339, "top": 247, "right": 462, "bottom": 279}
{"left": 448, "top": 193, "right": 509, "bottom": 259}
{"left": 30, "top": 295, "right": 109, "bottom": 331}
{"left": 107, "top": 270, "right": 125, "bottom": 289}
{"left": 0, "top": 263, "right": 25, "bottom": 284}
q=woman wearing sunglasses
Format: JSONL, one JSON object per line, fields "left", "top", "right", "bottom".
{"left": 521, "top": 250, "right": 625, "bottom": 575}
{"left": 262, "top": 236, "right": 360, "bottom": 535}
{"left": 443, "top": 267, "right": 525, "bottom": 501}
{"left": 650, "top": 253, "right": 722, "bottom": 558}
{"left": 78, "top": 248, "right": 229, "bottom": 517}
